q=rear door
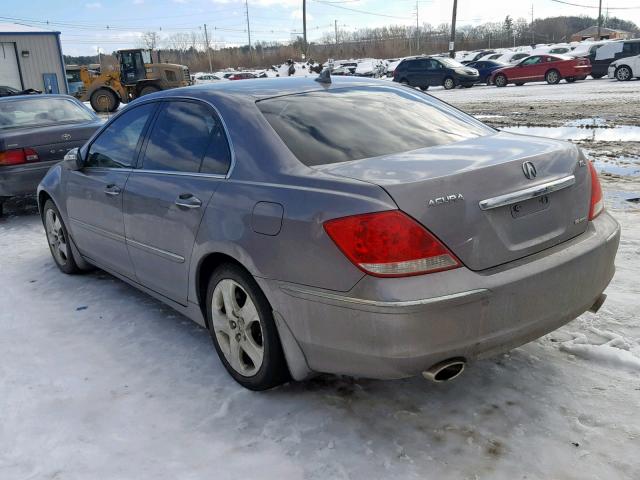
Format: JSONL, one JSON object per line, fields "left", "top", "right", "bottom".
{"left": 123, "top": 99, "right": 231, "bottom": 304}
{"left": 66, "top": 102, "right": 157, "bottom": 278}
{"left": 407, "top": 59, "right": 428, "bottom": 86}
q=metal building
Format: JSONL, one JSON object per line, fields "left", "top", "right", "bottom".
{"left": 0, "top": 23, "right": 68, "bottom": 94}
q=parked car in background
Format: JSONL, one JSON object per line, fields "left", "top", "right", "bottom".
{"left": 608, "top": 54, "right": 640, "bottom": 81}
{"left": 393, "top": 56, "right": 479, "bottom": 90}
{"left": 0, "top": 86, "right": 42, "bottom": 97}
{"left": 38, "top": 76, "right": 619, "bottom": 390}
{"left": 494, "top": 51, "right": 531, "bottom": 65}
{"left": 572, "top": 39, "right": 640, "bottom": 79}
{"left": 193, "top": 73, "right": 222, "bottom": 84}
{"left": 460, "top": 50, "right": 496, "bottom": 64}
{"left": 0, "top": 95, "right": 101, "bottom": 215}
{"left": 491, "top": 54, "right": 591, "bottom": 86}
{"left": 228, "top": 72, "right": 257, "bottom": 81}
{"left": 465, "top": 60, "right": 509, "bottom": 84}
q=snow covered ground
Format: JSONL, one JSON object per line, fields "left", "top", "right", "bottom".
{"left": 2, "top": 82, "right": 640, "bottom": 479}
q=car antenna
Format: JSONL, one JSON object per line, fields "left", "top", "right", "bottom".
{"left": 315, "top": 68, "right": 331, "bottom": 84}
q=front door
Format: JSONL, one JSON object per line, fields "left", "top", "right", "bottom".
{"left": 425, "top": 59, "right": 444, "bottom": 86}
{"left": 123, "top": 99, "right": 232, "bottom": 304}
{"left": 66, "top": 102, "right": 157, "bottom": 278}
{"left": 43, "top": 73, "right": 59, "bottom": 94}
{"left": 512, "top": 55, "right": 543, "bottom": 81}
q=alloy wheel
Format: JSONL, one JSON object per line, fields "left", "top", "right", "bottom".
{"left": 444, "top": 78, "right": 455, "bottom": 90}
{"left": 616, "top": 67, "right": 631, "bottom": 81}
{"left": 210, "top": 279, "right": 264, "bottom": 376}
{"left": 45, "top": 209, "right": 69, "bottom": 266}
{"left": 546, "top": 70, "right": 559, "bottom": 84}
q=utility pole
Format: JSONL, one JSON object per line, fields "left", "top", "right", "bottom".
{"left": 303, "top": 0, "right": 308, "bottom": 57}
{"left": 415, "top": 1, "right": 420, "bottom": 53}
{"left": 597, "top": 0, "right": 603, "bottom": 40}
{"left": 97, "top": 46, "right": 101, "bottom": 68}
{"left": 245, "top": 0, "right": 252, "bottom": 61}
{"left": 334, "top": 19, "right": 338, "bottom": 45}
{"left": 449, "top": 0, "right": 457, "bottom": 58}
{"left": 530, "top": 4, "right": 534, "bottom": 45}
{"left": 203, "top": 24, "right": 213, "bottom": 73}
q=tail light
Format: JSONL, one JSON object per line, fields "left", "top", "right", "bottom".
{"left": 324, "top": 210, "right": 461, "bottom": 277}
{"left": 0, "top": 148, "right": 39, "bottom": 166}
{"left": 587, "top": 161, "right": 604, "bottom": 220}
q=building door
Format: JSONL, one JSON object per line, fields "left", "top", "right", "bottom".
{"left": 43, "top": 73, "right": 59, "bottom": 93}
{"left": 0, "top": 42, "right": 22, "bottom": 89}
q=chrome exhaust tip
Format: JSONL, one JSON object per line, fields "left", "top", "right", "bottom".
{"left": 589, "top": 293, "right": 607, "bottom": 314}
{"left": 422, "top": 357, "right": 466, "bottom": 383}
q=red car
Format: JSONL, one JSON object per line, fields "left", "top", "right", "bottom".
{"left": 228, "top": 72, "right": 257, "bottom": 81}
{"left": 490, "top": 54, "right": 591, "bottom": 87}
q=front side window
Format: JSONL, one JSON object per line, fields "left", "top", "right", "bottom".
{"left": 141, "top": 101, "right": 229, "bottom": 173}
{"left": 86, "top": 103, "right": 155, "bottom": 168}
{"left": 0, "top": 97, "right": 95, "bottom": 131}
{"left": 520, "top": 56, "right": 541, "bottom": 65}
{"left": 257, "top": 87, "right": 492, "bottom": 167}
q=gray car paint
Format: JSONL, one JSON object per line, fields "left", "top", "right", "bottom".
{"left": 37, "top": 77, "right": 620, "bottom": 381}
{"left": 0, "top": 95, "right": 101, "bottom": 199}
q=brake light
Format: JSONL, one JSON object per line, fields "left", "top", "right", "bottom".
{"left": 0, "top": 148, "right": 39, "bottom": 166}
{"left": 587, "top": 161, "right": 604, "bottom": 220}
{"left": 323, "top": 210, "right": 461, "bottom": 277}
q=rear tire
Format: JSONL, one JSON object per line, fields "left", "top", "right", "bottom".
{"left": 90, "top": 88, "right": 120, "bottom": 113}
{"left": 206, "top": 263, "right": 290, "bottom": 391}
{"left": 545, "top": 69, "right": 560, "bottom": 84}
{"left": 515, "top": 82, "right": 524, "bottom": 86}
{"left": 419, "top": 85, "right": 429, "bottom": 91}
{"left": 591, "top": 73, "right": 604, "bottom": 79}
{"left": 615, "top": 65, "right": 632, "bottom": 81}
{"left": 494, "top": 74, "right": 507, "bottom": 87}
{"left": 399, "top": 78, "right": 409, "bottom": 86}
{"left": 443, "top": 77, "right": 455, "bottom": 90}
{"left": 565, "top": 76, "right": 576, "bottom": 83}
{"left": 42, "top": 200, "right": 81, "bottom": 274}
{"left": 139, "top": 85, "right": 161, "bottom": 96}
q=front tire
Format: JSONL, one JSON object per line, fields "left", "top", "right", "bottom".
{"left": 90, "top": 88, "right": 120, "bottom": 113}
{"left": 443, "top": 77, "right": 455, "bottom": 90}
{"left": 615, "top": 65, "right": 632, "bottom": 81}
{"left": 42, "top": 200, "right": 80, "bottom": 274}
{"left": 206, "top": 263, "right": 289, "bottom": 390}
{"left": 545, "top": 69, "right": 560, "bottom": 84}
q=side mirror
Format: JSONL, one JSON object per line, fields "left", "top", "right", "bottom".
{"left": 62, "top": 148, "right": 84, "bottom": 171}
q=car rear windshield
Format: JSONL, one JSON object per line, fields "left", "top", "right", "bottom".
{"left": 0, "top": 97, "right": 95, "bottom": 130}
{"left": 257, "top": 86, "right": 492, "bottom": 166}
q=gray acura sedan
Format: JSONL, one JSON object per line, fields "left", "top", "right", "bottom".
{"left": 37, "top": 76, "right": 620, "bottom": 390}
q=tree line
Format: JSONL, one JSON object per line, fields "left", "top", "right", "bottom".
{"left": 64, "top": 14, "right": 638, "bottom": 73}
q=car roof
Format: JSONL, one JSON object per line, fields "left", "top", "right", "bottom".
{"left": 158, "top": 76, "right": 397, "bottom": 101}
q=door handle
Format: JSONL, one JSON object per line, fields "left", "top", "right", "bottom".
{"left": 104, "top": 184, "right": 121, "bottom": 196}
{"left": 175, "top": 193, "right": 202, "bottom": 209}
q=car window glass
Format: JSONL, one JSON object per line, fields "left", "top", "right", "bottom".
{"left": 86, "top": 103, "right": 155, "bottom": 168}
{"left": 428, "top": 59, "right": 441, "bottom": 69}
{"left": 200, "top": 117, "right": 232, "bottom": 175}
{"left": 0, "top": 97, "right": 95, "bottom": 130}
{"left": 521, "top": 56, "right": 541, "bottom": 65}
{"left": 257, "top": 86, "right": 492, "bottom": 167}
{"left": 141, "top": 101, "right": 216, "bottom": 173}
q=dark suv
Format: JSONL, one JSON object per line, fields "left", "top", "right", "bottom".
{"left": 393, "top": 56, "right": 479, "bottom": 90}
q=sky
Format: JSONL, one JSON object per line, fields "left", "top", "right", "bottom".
{"left": 3, "top": 0, "right": 640, "bottom": 56}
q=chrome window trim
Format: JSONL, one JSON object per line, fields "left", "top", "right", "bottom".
{"left": 81, "top": 166, "right": 225, "bottom": 180}
{"left": 478, "top": 175, "right": 576, "bottom": 211}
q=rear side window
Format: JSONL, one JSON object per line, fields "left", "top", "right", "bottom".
{"left": 257, "top": 87, "right": 492, "bottom": 167}
{"left": 87, "top": 103, "right": 155, "bottom": 168}
{"left": 142, "top": 100, "right": 230, "bottom": 174}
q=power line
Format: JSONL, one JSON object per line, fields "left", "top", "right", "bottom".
{"left": 311, "top": 0, "right": 413, "bottom": 19}
{"left": 549, "top": 0, "right": 640, "bottom": 9}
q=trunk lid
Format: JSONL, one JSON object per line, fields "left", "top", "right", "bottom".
{"left": 0, "top": 121, "right": 101, "bottom": 163}
{"left": 316, "top": 131, "right": 591, "bottom": 271}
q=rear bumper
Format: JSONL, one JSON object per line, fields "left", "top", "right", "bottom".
{"left": 0, "top": 161, "right": 58, "bottom": 198}
{"left": 259, "top": 212, "right": 620, "bottom": 379}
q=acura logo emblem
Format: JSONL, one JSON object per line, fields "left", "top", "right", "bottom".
{"left": 61, "top": 133, "right": 71, "bottom": 140}
{"left": 522, "top": 161, "right": 537, "bottom": 179}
